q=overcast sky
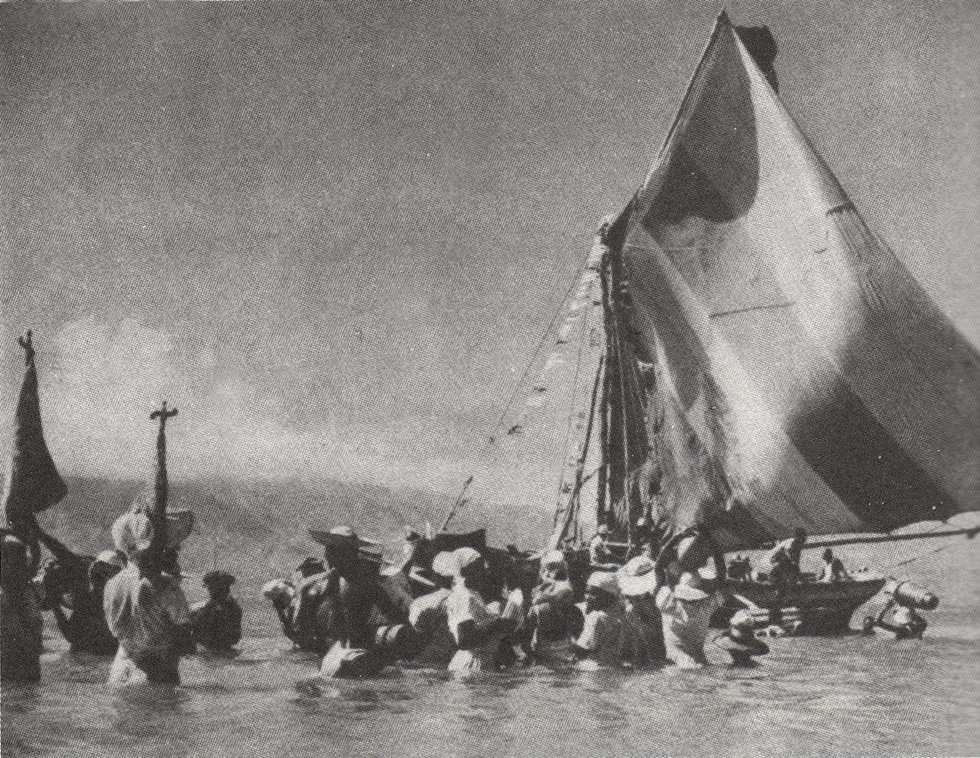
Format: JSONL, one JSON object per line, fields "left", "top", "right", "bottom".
{"left": 1, "top": 0, "right": 976, "bottom": 501}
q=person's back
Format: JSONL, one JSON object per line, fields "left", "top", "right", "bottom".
{"left": 407, "top": 587, "right": 454, "bottom": 667}
{"left": 104, "top": 563, "right": 193, "bottom": 683}
{"left": 103, "top": 508, "right": 196, "bottom": 685}
{"left": 44, "top": 550, "right": 121, "bottom": 655}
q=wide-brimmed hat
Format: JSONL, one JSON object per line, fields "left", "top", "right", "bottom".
{"left": 617, "top": 555, "right": 659, "bottom": 597}
{"left": 585, "top": 571, "right": 620, "bottom": 597}
{"left": 672, "top": 568, "right": 718, "bottom": 601}
{"left": 111, "top": 509, "right": 194, "bottom": 558}
{"left": 431, "top": 546, "right": 482, "bottom": 578}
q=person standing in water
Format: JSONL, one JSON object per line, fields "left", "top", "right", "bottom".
{"left": 1, "top": 332, "right": 71, "bottom": 680}
{"left": 443, "top": 547, "right": 518, "bottom": 678}
{"left": 190, "top": 570, "right": 243, "bottom": 654}
{"left": 1, "top": 529, "right": 44, "bottom": 681}
{"left": 103, "top": 402, "right": 196, "bottom": 686}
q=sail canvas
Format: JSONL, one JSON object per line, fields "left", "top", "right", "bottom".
{"left": 608, "top": 14, "right": 980, "bottom": 550}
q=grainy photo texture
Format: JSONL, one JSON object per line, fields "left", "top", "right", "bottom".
{"left": 1, "top": 2, "right": 977, "bottom": 757}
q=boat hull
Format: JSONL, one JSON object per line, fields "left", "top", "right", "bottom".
{"left": 718, "top": 576, "right": 887, "bottom": 635}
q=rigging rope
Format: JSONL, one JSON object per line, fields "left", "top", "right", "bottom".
{"left": 446, "top": 246, "right": 595, "bottom": 527}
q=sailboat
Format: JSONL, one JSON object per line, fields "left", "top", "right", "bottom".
{"left": 501, "top": 12, "right": 980, "bottom": 635}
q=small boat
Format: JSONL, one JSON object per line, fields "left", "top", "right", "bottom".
{"left": 447, "top": 13, "right": 980, "bottom": 635}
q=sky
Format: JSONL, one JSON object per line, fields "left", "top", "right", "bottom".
{"left": 1, "top": 0, "right": 977, "bottom": 504}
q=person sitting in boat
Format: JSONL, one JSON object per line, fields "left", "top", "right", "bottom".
{"left": 767, "top": 527, "right": 806, "bottom": 585}
{"left": 816, "top": 548, "right": 849, "bottom": 583}
{"left": 103, "top": 508, "right": 197, "bottom": 686}
{"left": 870, "top": 597, "right": 927, "bottom": 640}
{"left": 1, "top": 528, "right": 44, "bottom": 681}
{"left": 727, "top": 554, "right": 752, "bottom": 582}
{"left": 527, "top": 550, "right": 582, "bottom": 663}
{"left": 656, "top": 567, "right": 727, "bottom": 669}
{"left": 616, "top": 553, "right": 666, "bottom": 668}
{"left": 442, "top": 547, "right": 518, "bottom": 678}
{"left": 589, "top": 524, "right": 619, "bottom": 571}
{"left": 714, "top": 609, "right": 769, "bottom": 667}
{"left": 572, "top": 571, "right": 623, "bottom": 669}
{"left": 190, "top": 570, "right": 243, "bottom": 654}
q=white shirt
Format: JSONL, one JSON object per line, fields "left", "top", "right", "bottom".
{"left": 103, "top": 564, "right": 190, "bottom": 659}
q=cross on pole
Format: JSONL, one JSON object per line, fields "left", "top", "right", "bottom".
{"left": 146, "top": 401, "right": 178, "bottom": 573}
{"left": 17, "top": 330, "right": 34, "bottom": 365}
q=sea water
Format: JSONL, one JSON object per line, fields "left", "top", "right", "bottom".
{"left": 3, "top": 528, "right": 979, "bottom": 757}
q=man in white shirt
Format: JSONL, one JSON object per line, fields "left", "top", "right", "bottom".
{"left": 103, "top": 509, "right": 195, "bottom": 686}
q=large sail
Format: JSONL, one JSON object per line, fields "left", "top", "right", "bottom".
{"left": 607, "top": 13, "right": 980, "bottom": 551}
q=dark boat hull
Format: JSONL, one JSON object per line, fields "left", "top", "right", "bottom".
{"left": 718, "top": 576, "right": 887, "bottom": 635}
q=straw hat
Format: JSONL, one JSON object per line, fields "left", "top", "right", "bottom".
{"left": 540, "top": 550, "right": 566, "bottom": 569}
{"left": 309, "top": 525, "right": 360, "bottom": 548}
{"left": 585, "top": 571, "right": 620, "bottom": 597}
{"left": 111, "top": 509, "right": 194, "bottom": 559}
{"left": 672, "top": 568, "right": 719, "bottom": 601}
{"left": 617, "top": 555, "right": 659, "bottom": 597}
{"left": 432, "top": 547, "right": 482, "bottom": 578}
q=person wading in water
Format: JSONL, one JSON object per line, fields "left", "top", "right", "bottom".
{"left": 103, "top": 402, "right": 196, "bottom": 686}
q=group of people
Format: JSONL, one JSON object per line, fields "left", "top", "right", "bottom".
{"left": 725, "top": 529, "right": 850, "bottom": 586}
{"left": 260, "top": 523, "right": 771, "bottom": 686}
{"left": 0, "top": 504, "right": 242, "bottom": 684}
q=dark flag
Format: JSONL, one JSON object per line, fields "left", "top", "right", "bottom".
{"left": 2, "top": 332, "right": 68, "bottom": 527}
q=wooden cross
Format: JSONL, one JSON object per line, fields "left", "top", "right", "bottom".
{"left": 150, "top": 400, "right": 178, "bottom": 428}
{"left": 17, "top": 330, "right": 34, "bottom": 365}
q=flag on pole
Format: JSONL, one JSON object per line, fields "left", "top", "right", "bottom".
{"left": 2, "top": 332, "right": 67, "bottom": 526}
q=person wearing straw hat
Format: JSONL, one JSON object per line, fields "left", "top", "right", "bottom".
{"left": 300, "top": 526, "right": 404, "bottom": 679}
{"left": 616, "top": 554, "right": 667, "bottom": 668}
{"left": 714, "top": 609, "right": 769, "bottom": 667}
{"left": 527, "top": 550, "right": 581, "bottom": 663}
{"left": 655, "top": 566, "right": 727, "bottom": 669}
{"left": 572, "top": 571, "right": 623, "bottom": 669}
{"left": 405, "top": 551, "right": 458, "bottom": 668}
{"left": 190, "top": 570, "right": 242, "bottom": 654}
{"left": 297, "top": 526, "right": 404, "bottom": 655}
{"left": 443, "top": 547, "right": 518, "bottom": 678}
{"left": 103, "top": 507, "right": 196, "bottom": 685}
